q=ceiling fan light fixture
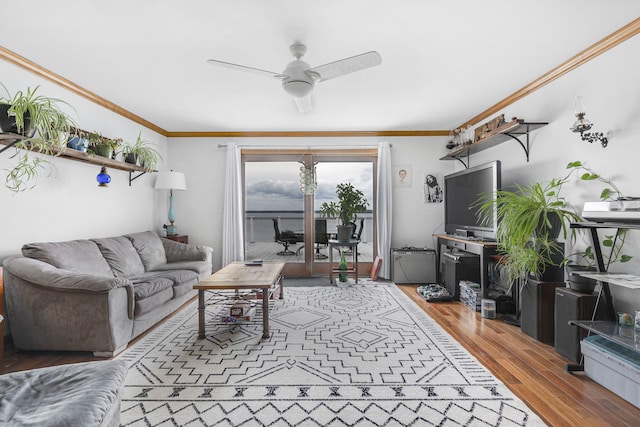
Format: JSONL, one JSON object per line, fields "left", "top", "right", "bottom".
{"left": 207, "top": 43, "right": 382, "bottom": 113}
{"left": 283, "top": 80, "right": 314, "bottom": 98}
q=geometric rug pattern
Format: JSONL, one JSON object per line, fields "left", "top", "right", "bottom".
{"left": 118, "top": 284, "right": 547, "bottom": 426}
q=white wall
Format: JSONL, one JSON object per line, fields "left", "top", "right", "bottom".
{"left": 0, "top": 60, "right": 169, "bottom": 261}
{"left": 167, "top": 137, "right": 452, "bottom": 272}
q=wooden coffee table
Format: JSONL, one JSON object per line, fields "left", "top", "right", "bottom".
{"left": 193, "top": 261, "right": 285, "bottom": 339}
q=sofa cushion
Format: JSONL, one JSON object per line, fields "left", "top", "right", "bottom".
{"left": 145, "top": 269, "right": 198, "bottom": 286}
{"left": 134, "top": 288, "right": 173, "bottom": 316}
{"left": 125, "top": 231, "right": 167, "bottom": 271}
{"left": 153, "top": 261, "right": 212, "bottom": 280}
{"left": 92, "top": 236, "right": 146, "bottom": 278}
{"left": 21, "top": 240, "right": 113, "bottom": 276}
{"left": 131, "top": 277, "right": 174, "bottom": 299}
{"left": 0, "top": 359, "right": 128, "bottom": 426}
{"left": 173, "top": 282, "right": 196, "bottom": 298}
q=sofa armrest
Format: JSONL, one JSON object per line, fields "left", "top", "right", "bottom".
{"left": 161, "top": 239, "right": 213, "bottom": 265}
{"left": 3, "top": 256, "right": 131, "bottom": 293}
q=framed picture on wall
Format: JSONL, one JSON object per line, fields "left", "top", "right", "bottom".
{"left": 423, "top": 173, "right": 443, "bottom": 203}
{"left": 394, "top": 165, "right": 412, "bottom": 187}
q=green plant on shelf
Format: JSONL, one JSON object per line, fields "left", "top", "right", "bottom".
{"left": 0, "top": 84, "right": 77, "bottom": 192}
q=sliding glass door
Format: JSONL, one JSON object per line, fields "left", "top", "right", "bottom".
{"left": 243, "top": 150, "right": 376, "bottom": 277}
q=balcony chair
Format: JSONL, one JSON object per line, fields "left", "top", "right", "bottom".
{"left": 272, "top": 218, "right": 303, "bottom": 256}
{"left": 344, "top": 218, "right": 364, "bottom": 256}
{"left": 314, "top": 218, "right": 329, "bottom": 259}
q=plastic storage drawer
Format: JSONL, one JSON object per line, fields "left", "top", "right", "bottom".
{"left": 581, "top": 335, "right": 640, "bottom": 408}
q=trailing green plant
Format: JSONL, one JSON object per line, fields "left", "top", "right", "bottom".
{"left": 320, "top": 182, "right": 369, "bottom": 226}
{"left": 0, "top": 83, "right": 77, "bottom": 192}
{"left": 564, "top": 160, "right": 632, "bottom": 269}
{"left": 120, "top": 132, "right": 162, "bottom": 171}
{"left": 4, "top": 152, "right": 51, "bottom": 192}
{"left": 476, "top": 160, "right": 632, "bottom": 282}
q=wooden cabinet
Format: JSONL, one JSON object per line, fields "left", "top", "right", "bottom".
{"left": 164, "top": 235, "right": 189, "bottom": 244}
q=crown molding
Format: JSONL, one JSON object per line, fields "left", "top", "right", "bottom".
{"left": 166, "top": 130, "right": 448, "bottom": 138}
{"left": 457, "top": 17, "right": 640, "bottom": 130}
{"left": 0, "top": 46, "right": 169, "bottom": 137}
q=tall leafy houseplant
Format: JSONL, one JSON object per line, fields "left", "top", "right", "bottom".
{"left": 0, "top": 84, "right": 77, "bottom": 192}
{"left": 477, "top": 160, "right": 632, "bottom": 284}
{"left": 320, "top": 182, "right": 368, "bottom": 241}
{"left": 476, "top": 166, "right": 582, "bottom": 283}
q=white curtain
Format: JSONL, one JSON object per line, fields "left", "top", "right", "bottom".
{"left": 376, "top": 141, "right": 393, "bottom": 279}
{"left": 222, "top": 142, "right": 244, "bottom": 266}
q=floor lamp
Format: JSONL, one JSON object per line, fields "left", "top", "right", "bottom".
{"left": 155, "top": 171, "right": 187, "bottom": 236}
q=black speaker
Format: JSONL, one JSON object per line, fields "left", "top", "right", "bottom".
{"left": 554, "top": 288, "right": 605, "bottom": 363}
{"left": 520, "top": 279, "right": 565, "bottom": 344}
{"left": 441, "top": 251, "right": 480, "bottom": 300}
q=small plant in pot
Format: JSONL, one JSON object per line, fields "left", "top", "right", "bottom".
{"left": 0, "top": 84, "right": 77, "bottom": 192}
{"left": 320, "top": 182, "right": 368, "bottom": 242}
{"left": 86, "top": 132, "right": 122, "bottom": 159}
{"left": 120, "top": 132, "right": 162, "bottom": 171}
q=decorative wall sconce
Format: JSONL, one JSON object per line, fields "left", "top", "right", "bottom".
{"left": 96, "top": 166, "right": 111, "bottom": 187}
{"left": 570, "top": 95, "right": 608, "bottom": 148}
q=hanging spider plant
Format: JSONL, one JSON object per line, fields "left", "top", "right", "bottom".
{"left": 1, "top": 83, "right": 77, "bottom": 192}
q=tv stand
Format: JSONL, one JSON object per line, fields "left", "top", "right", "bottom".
{"left": 434, "top": 234, "right": 498, "bottom": 298}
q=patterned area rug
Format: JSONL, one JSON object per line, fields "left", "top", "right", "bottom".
{"left": 118, "top": 284, "right": 546, "bottom": 426}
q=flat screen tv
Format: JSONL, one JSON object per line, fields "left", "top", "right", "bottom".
{"left": 444, "top": 160, "right": 501, "bottom": 240}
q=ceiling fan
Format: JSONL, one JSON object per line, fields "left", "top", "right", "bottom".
{"left": 207, "top": 43, "right": 382, "bottom": 113}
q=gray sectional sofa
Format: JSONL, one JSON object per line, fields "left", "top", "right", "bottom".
{"left": 2, "top": 231, "right": 212, "bottom": 356}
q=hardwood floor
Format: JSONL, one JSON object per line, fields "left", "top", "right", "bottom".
{"left": 397, "top": 285, "right": 640, "bottom": 427}
{"left": 2, "top": 284, "right": 639, "bottom": 426}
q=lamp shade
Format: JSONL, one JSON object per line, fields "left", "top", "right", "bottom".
{"left": 154, "top": 171, "right": 187, "bottom": 191}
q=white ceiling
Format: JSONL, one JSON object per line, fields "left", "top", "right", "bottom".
{"left": 1, "top": 1, "right": 639, "bottom": 133}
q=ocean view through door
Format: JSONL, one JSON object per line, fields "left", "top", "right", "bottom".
{"left": 243, "top": 150, "right": 376, "bottom": 278}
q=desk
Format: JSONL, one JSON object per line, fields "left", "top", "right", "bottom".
{"left": 328, "top": 239, "right": 358, "bottom": 284}
{"left": 434, "top": 234, "right": 497, "bottom": 298}
{"left": 194, "top": 261, "right": 285, "bottom": 339}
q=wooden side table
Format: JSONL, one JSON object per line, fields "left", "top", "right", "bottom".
{"left": 328, "top": 239, "right": 359, "bottom": 284}
{"left": 164, "top": 235, "right": 189, "bottom": 244}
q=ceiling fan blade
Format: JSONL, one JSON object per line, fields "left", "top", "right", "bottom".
{"left": 293, "top": 95, "right": 313, "bottom": 113}
{"left": 206, "top": 59, "right": 285, "bottom": 78}
{"left": 309, "top": 51, "right": 381, "bottom": 82}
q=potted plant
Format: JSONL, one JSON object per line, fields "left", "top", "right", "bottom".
{"left": 320, "top": 182, "right": 368, "bottom": 242}
{"left": 0, "top": 84, "right": 77, "bottom": 192}
{"left": 476, "top": 166, "right": 583, "bottom": 284}
{"left": 120, "top": 132, "right": 162, "bottom": 171}
{"left": 477, "top": 160, "right": 632, "bottom": 289}
{"left": 86, "top": 132, "right": 121, "bottom": 159}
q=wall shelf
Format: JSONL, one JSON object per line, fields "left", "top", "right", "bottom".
{"left": 440, "top": 119, "right": 548, "bottom": 168}
{"left": 1, "top": 132, "right": 153, "bottom": 185}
